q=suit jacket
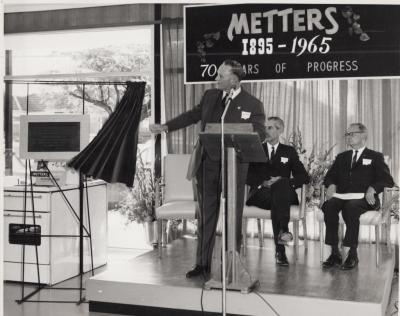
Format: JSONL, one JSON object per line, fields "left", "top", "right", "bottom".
{"left": 246, "top": 143, "right": 310, "bottom": 189}
{"left": 166, "top": 88, "right": 265, "bottom": 138}
{"left": 165, "top": 88, "right": 266, "bottom": 176}
{"left": 324, "top": 148, "right": 394, "bottom": 194}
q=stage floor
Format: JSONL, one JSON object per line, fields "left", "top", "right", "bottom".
{"left": 87, "top": 238, "right": 395, "bottom": 316}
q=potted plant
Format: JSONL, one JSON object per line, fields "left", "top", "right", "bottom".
{"left": 117, "top": 152, "right": 159, "bottom": 247}
{"left": 388, "top": 186, "right": 400, "bottom": 269}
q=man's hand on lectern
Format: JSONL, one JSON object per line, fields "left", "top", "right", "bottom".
{"left": 149, "top": 124, "right": 168, "bottom": 134}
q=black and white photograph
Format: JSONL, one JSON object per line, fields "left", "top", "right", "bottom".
{"left": 1, "top": 1, "right": 399, "bottom": 316}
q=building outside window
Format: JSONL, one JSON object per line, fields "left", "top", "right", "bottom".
{"left": 4, "top": 25, "right": 155, "bottom": 249}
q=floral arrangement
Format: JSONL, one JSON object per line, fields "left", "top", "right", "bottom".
{"left": 287, "top": 128, "right": 336, "bottom": 208}
{"left": 341, "top": 6, "right": 370, "bottom": 41}
{"left": 388, "top": 186, "right": 400, "bottom": 223}
{"left": 117, "top": 152, "right": 159, "bottom": 223}
{"left": 196, "top": 31, "right": 221, "bottom": 63}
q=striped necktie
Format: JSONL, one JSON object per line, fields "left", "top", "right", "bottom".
{"left": 270, "top": 146, "right": 275, "bottom": 163}
{"left": 351, "top": 150, "right": 358, "bottom": 168}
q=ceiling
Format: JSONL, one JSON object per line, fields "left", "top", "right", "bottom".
{"left": 5, "top": 0, "right": 400, "bottom": 13}
{"left": 3, "top": 0, "right": 156, "bottom": 13}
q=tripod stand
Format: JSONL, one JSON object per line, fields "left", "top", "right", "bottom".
{"left": 15, "top": 160, "right": 95, "bottom": 304}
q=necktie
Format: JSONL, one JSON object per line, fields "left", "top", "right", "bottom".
{"left": 270, "top": 146, "right": 275, "bottom": 163}
{"left": 221, "top": 94, "right": 227, "bottom": 108}
{"left": 351, "top": 150, "right": 358, "bottom": 168}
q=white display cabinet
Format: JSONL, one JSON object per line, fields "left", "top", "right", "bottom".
{"left": 3, "top": 180, "right": 107, "bottom": 285}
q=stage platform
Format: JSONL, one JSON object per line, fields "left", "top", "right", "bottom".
{"left": 87, "top": 238, "right": 395, "bottom": 316}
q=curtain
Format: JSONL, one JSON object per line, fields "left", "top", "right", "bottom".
{"left": 390, "top": 80, "right": 400, "bottom": 183}
{"left": 68, "top": 81, "right": 146, "bottom": 187}
{"left": 246, "top": 79, "right": 400, "bottom": 240}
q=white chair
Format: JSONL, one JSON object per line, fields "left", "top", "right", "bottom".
{"left": 316, "top": 186, "right": 399, "bottom": 266}
{"left": 155, "top": 154, "right": 198, "bottom": 258}
{"left": 242, "top": 184, "right": 308, "bottom": 260}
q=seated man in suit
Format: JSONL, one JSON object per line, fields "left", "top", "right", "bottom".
{"left": 322, "top": 123, "right": 394, "bottom": 270}
{"left": 246, "top": 117, "right": 309, "bottom": 266}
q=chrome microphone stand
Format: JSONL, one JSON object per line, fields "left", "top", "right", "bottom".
{"left": 203, "top": 89, "right": 260, "bottom": 314}
{"left": 219, "top": 89, "right": 234, "bottom": 316}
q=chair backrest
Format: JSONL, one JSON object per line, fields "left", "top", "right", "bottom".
{"left": 163, "top": 154, "right": 194, "bottom": 203}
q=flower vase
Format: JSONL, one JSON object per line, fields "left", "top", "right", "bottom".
{"left": 143, "top": 220, "right": 158, "bottom": 249}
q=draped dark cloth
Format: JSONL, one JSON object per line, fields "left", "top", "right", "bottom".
{"left": 68, "top": 81, "right": 145, "bottom": 187}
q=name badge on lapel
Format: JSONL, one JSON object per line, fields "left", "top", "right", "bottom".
{"left": 281, "top": 157, "right": 289, "bottom": 164}
{"left": 362, "top": 158, "right": 372, "bottom": 165}
{"left": 241, "top": 111, "right": 251, "bottom": 120}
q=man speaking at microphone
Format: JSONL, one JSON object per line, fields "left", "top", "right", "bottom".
{"left": 150, "top": 60, "right": 266, "bottom": 278}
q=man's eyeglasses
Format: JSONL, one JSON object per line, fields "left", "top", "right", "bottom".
{"left": 344, "top": 131, "right": 364, "bottom": 137}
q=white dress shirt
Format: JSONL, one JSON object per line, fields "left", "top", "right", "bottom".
{"left": 266, "top": 142, "right": 279, "bottom": 160}
{"left": 352, "top": 146, "right": 365, "bottom": 163}
{"left": 222, "top": 86, "right": 241, "bottom": 102}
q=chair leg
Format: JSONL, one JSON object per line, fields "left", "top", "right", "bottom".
{"left": 375, "top": 225, "right": 380, "bottom": 267}
{"left": 157, "top": 219, "right": 163, "bottom": 258}
{"left": 162, "top": 219, "right": 168, "bottom": 246}
{"left": 166, "top": 220, "right": 171, "bottom": 243}
{"left": 387, "top": 222, "right": 392, "bottom": 253}
{"left": 294, "top": 221, "right": 299, "bottom": 261}
{"left": 319, "top": 222, "right": 324, "bottom": 263}
{"left": 257, "top": 219, "right": 264, "bottom": 248}
{"left": 381, "top": 224, "right": 387, "bottom": 244}
{"left": 302, "top": 217, "right": 308, "bottom": 249}
{"left": 261, "top": 220, "right": 265, "bottom": 241}
{"left": 339, "top": 223, "right": 345, "bottom": 250}
{"left": 242, "top": 219, "right": 247, "bottom": 257}
{"left": 369, "top": 226, "right": 373, "bottom": 245}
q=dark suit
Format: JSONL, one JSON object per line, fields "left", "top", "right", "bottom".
{"left": 166, "top": 88, "right": 266, "bottom": 268}
{"left": 246, "top": 143, "right": 309, "bottom": 249}
{"left": 322, "top": 148, "right": 394, "bottom": 247}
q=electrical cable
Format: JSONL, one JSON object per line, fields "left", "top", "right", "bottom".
{"left": 253, "top": 290, "right": 281, "bottom": 316}
{"left": 200, "top": 276, "right": 205, "bottom": 316}
{"left": 237, "top": 241, "right": 281, "bottom": 316}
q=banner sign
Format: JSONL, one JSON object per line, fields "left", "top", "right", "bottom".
{"left": 184, "top": 4, "right": 400, "bottom": 83}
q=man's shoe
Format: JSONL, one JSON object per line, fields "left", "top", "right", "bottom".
{"left": 341, "top": 255, "right": 359, "bottom": 270}
{"left": 278, "top": 231, "right": 293, "bottom": 244}
{"left": 322, "top": 253, "right": 342, "bottom": 268}
{"left": 185, "top": 265, "right": 208, "bottom": 278}
{"left": 275, "top": 252, "right": 289, "bottom": 266}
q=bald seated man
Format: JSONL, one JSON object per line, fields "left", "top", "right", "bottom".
{"left": 322, "top": 123, "right": 394, "bottom": 270}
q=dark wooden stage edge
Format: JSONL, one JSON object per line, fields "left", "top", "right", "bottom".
{"left": 89, "top": 301, "right": 245, "bottom": 316}
{"left": 87, "top": 238, "right": 395, "bottom": 316}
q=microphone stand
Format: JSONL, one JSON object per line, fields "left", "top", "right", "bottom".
{"left": 219, "top": 89, "right": 234, "bottom": 316}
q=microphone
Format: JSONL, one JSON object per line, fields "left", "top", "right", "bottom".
{"left": 226, "top": 88, "right": 234, "bottom": 104}
{"left": 221, "top": 88, "right": 234, "bottom": 120}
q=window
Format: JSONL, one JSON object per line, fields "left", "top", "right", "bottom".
{"left": 5, "top": 25, "right": 154, "bottom": 176}
{"left": 5, "top": 25, "right": 155, "bottom": 249}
